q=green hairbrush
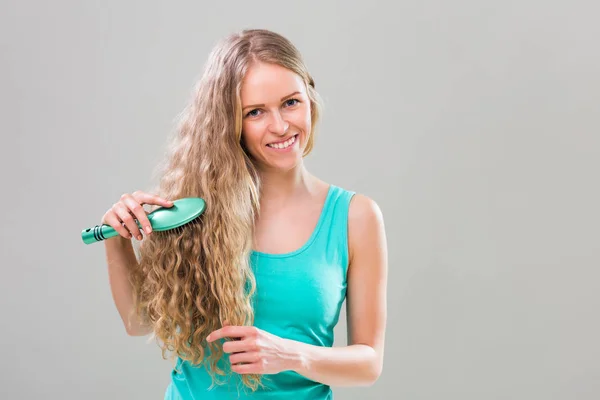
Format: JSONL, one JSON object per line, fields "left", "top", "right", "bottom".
{"left": 81, "top": 197, "right": 206, "bottom": 244}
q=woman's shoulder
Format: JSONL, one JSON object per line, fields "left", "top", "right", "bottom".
{"left": 324, "top": 180, "right": 384, "bottom": 234}
{"left": 318, "top": 179, "right": 382, "bottom": 217}
{"left": 345, "top": 189, "right": 385, "bottom": 264}
{"left": 324, "top": 181, "right": 372, "bottom": 207}
{"left": 347, "top": 192, "right": 382, "bottom": 223}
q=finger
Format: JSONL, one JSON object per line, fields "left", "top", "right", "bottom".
{"left": 231, "top": 363, "right": 259, "bottom": 375}
{"left": 220, "top": 321, "right": 244, "bottom": 342}
{"left": 122, "top": 196, "right": 153, "bottom": 235}
{"left": 102, "top": 211, "right": 132, "bottom": 239}
{"left": 114, "top": 202, "right": 143, "bottom": 240}
{"left": 207, "top": 326, "right": 254, "bottom": 342}
{"left": 131, "top": 190, "right": 174, "bottom": 208}
{"left": 223, "top": 338, "right": 256, "bottom": 354}
{"left": 229, "top": 351, "right": 260, "bottom": 365}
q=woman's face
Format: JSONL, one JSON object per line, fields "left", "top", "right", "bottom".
{"left": 240, "top": 62, "right": 311, "bottom": 171}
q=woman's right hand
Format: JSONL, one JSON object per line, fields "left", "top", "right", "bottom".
{"left": 101, "top": 191, "right": 174, "bottom": 240}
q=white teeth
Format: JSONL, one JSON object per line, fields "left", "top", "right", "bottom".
{"left": 268, "top": 135, "right": 296, "bottom": 149}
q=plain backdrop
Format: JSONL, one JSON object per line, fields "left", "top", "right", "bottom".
{"left": 1, "top": 0, "right": 599, "bottom": 399}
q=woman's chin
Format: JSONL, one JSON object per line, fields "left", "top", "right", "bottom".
{"left": 260, "top": 155, "right": 302, "bottom": 172}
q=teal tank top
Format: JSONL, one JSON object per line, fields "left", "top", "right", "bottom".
{"left": 164, "top": 184, "right": 356, "bottom": 399}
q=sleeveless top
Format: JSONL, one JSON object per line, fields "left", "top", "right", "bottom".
{"left": 164, "top": 184, "right": 356, "bottom": 399}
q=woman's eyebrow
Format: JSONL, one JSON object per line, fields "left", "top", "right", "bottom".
{"left": 242, "top": 91, "right": 302, "bottom": 111}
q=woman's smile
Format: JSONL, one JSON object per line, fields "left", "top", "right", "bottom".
{"left": 266, "top": 133, "right": 299, "bottom": 152}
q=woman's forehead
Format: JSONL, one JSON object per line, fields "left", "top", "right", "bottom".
{"left": 241, "top": 63, "right": 305, "bottom": 101}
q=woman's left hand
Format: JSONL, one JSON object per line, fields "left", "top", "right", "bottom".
{"left": 206, "top": 322, "right": 301, "bottom": 375}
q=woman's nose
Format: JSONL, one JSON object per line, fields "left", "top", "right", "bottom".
{"left": 268, "top": 111, "right": 289, "bottom": 135}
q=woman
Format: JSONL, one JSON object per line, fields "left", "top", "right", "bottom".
{"left": 102, "top": 29, "right": 388, "bottom": 399}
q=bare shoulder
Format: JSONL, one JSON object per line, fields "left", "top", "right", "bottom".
{"left": 348, "top": 193, "right": 383, "bottom": 221}
{"left": 347, "top": 193, "right": 386, "bottom": 264}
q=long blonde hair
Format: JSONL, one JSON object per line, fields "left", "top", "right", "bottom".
{"left": 128, "top": 29, "right": 323, "bottom": 392}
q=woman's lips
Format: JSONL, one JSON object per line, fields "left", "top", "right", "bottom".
{"left": 266, "top": 134, "right": 298, "bottom": 151}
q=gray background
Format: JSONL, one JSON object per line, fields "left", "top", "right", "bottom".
{"left": 1, "top": 0, "right": 599, "bottom": 399}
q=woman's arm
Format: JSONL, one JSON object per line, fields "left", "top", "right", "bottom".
{"left": 105, "top": 236, "right": 153, "bottom": 336}
{"left": 290, "top": 194, "right": 388, "bottom": 386}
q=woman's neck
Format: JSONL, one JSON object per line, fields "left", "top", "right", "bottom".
{"left": 257, "top": 164, "right": 318, "bottom": 210}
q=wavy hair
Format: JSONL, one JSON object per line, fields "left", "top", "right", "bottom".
{"left": 127, "top": 29, "right": 323, "bottom": 393}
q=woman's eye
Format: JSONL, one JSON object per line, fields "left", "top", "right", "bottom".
{"left": 246, "top": 109, "right": 261, "bottom": 118}
{"left": 245, "top": 99, "right": 299, "bottom": 118}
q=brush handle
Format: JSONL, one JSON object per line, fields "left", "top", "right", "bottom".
{"left": 81, "top": 221, "right": 142, "bottom": 244}
{"left": 82, "top": 197, "right": 205, "bottom": 245}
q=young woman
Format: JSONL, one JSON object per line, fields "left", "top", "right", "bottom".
{"left": 101, "top": 29, "right": 388, "bottom": 399}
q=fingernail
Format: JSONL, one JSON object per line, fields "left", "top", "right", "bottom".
{"left": 145, "top": 226, "right": 152, "bottom": 234}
